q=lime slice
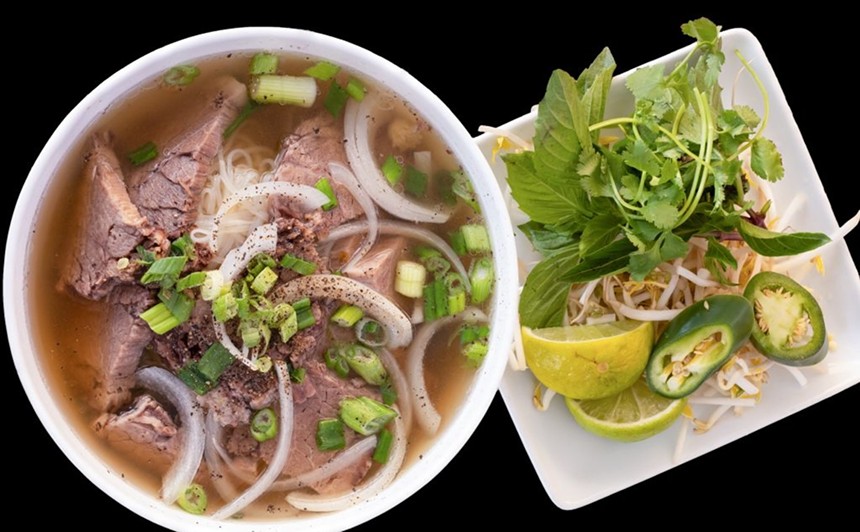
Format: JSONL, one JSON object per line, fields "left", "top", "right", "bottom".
{"left": 565, "top": 378, "right": 687, "bottom": 442}
{"left": 522, "top": 321, "right": 654, "bottom": 399}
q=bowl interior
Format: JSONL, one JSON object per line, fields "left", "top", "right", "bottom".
{"left": 5, "top": 27, "right": 517, "bottom": 531}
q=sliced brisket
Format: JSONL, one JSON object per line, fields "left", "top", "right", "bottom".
{"left": 93, "top": 393, "right": 178, "bottom": 471}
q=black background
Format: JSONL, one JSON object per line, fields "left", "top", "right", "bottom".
{"left": 6, "top": 8, "right": 858, "bottom": 531}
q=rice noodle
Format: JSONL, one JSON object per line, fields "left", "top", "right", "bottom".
{"left": 327, "top": 162, "right": 378, "bottom": 271}
{"left": 213, "top": 361, "right": 293, "bottom": 519}
{"left": 204, "top": 412, "right": 241, "bottom": 503}
{"left": 322, "top": 219, "right": 471, "bottom": 292}
{"left": 271, "top": 274, "right": 413, "bottom": 348}
{"left": 616, "top": 305, "right": 681, "bottom": 321}
{"left": 271, "top": 436, "right": 378, "bottom": 492}
{"left": 286, "top": 412, "right": 406, "bottom": 512}
{"left": 343, "top": 94, "right": 451, "bottom": 223}
{"left": 135, "top": 367, "right": 205, "bottom": 505}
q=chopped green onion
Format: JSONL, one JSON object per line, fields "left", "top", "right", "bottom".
{"left": 395, "top": 260, "right": 426, "bottom": 298}
{"left": 331, "top": 304, "right": 364, "bottom": 327}
{"left": 251, "top": 74, "right": 317, "bottom": 107}
{"left": 170, "top": 234, "right": 196, "bottom": 259}
{"left": 249, "top": 52, "right": 278, "bottom": 75}
{"left": 279, "top": 306, "right": 298, "bottom": 342}
{"left": 316, "top": 418, "right": 346, "bottom": 451}
{"left": 212, "top": 292, "right": 238, "bottom": 322}
{"left": 324, "top": 347, "right": 350, "bottom": 378}
{"left": 140, "top": 302, "right": 181, "bottom": 335}
{"left": 117, "top": 257, "right": 130, "bottom": 270}
{"left": 423, "top": 278, "right": 449, "bottom": 322}
{"left": 223, "top": 100, "right": 260, "bottom": 139}
{"left": 163, "top": 65, "right": 200, "bottom": 87}
{"left": 314, "top": 177, "right": 338, "bottom": 211}
{"left": 460, "top": 324, "right": 490, "bottom": 344}
{"left": 463, "top": 340, "right": 489, "bottom": 368}
{"left": 451, "top": 170, "right": 480, "bottom": 213}
{"left": 304, "top": 61, "right": 341, "bottom": 81}
{"left": 176, "top": 483, "right": 207, "bottom": 515}
{"left": 380, "top": 378, "right": 397, "bottom": 406}
{"left": 240, "top": 319, "right": 267, "bottom": 348}
{"left": 200, "top": 270, "right": 228, "bottom": 301}
{"left": 158, "top": 290, "right": 195, "bottom": 323}
{"left": 128, "top": 141, "right": 158, "bottom": 166}
{"left": 294, "top": 298, "right": 316, "bottom": 329}
{"left": 445, "top": 273, "right": 466, "bottom": 315}
{"left": 346, "top": 78, "right": 366, "bottom": 101}
{"left": 247, "top": 253, "right": 277, "bottom": 277}
{"left": 324, "top": 81, "right": 350, "bottom": 117}
{"left": 280, "top": 253, "right": 318, "bottom": 275}
{"left": 423, "top": 256, "right": 451, "bottom": 278}
{"left": 404, "top": 166, "right": 428, "bottom": 198}
{"left": 436, "top": 170, "right": 457, "bottom": 207}
{"left": 197, "top": 342, "right": 234, "bottom": 382}
{"left": 250, "top": 407, "right": 278, "bottom": 442}
{"left": 343, "top": 344, "right": 388, "bottom": 385}
{"left": 372, "top": 428, "right": 394, "bottom": 464}
{"left": 461, "top": 224, "right": 491, "bottom": 253}
{"left": 382, "top": 156, "right": 403, "bottom": 186}
{"left": 254, "top": 355, "right": 273, "bottom": 373}
{"left": 178, "top": 363, "right": 211, "bottom": 395}
{"left": 135, "top": 245, "right": 156, "bottom": 266}
{"left": 290, "top": 366, "right": 306, "bottom": 383}
{"left": 469, "top": 257, "right": 494, "bottom": 304}
{"left": 251, "top": 266, "right": 278, "bottom": 295}
{"left": 339, "top": 396, "right": 397, "bottom": 436}
{"left": 176, "top": 271, "right": 207, "bottom": 291}
{"left": 140, "top": 256, "right": 187, "bottom": 285}
{"left": 356, "top": 317, "right": 388, "bottom": 347}
{"left": 414, "top": 246, "right": 441, "bottom": 260}
{"left": 292, "top": 297, "right": 311, "bottom": 311}
{"left": 450, "top": 230, "right": 467, "bottom": 256}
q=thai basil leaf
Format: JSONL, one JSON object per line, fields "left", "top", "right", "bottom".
{"left": 738, "top": 219, "right": 830, "bottom": 257}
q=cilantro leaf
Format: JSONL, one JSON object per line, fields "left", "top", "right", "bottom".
{"left": 681, "top": 17, "right": 720, "bottom": 45}
{"left": 642, "top": 201, "right": 680, "bottom": 230}
{"left": 733, "top": 105, "right": 760, "bottom": 128}
{"left": 751, "top": 137, "right": 785, "bottom": 182}
{"left": 661, "top": 232, "right": 689, "bottom": 261}
{"left": 623, "top": 138, "right": 663, "bottom": 176}
{"left": 628, "top": 244, "right": 662, "bottom": 281}
{"left": 626, "top": 65, "right": 665, "bottom": 101}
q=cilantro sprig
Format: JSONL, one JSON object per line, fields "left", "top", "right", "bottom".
{"left": 508, "top": 17, "right": 829, "bottom": 328}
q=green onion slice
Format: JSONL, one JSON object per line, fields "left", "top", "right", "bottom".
{"left": 250, "top": 407, "right": 278, "bottom": 442}
{"left": 164, "top": 65, "right": 200, "bottom": 87}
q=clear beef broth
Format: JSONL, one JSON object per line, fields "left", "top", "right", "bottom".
{"left": 27, "top": 52, "right": 491, "bottom": 518}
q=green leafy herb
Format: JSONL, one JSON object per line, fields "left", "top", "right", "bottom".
{"left": 738, "top": 219, "right": 830, "bottom": 257}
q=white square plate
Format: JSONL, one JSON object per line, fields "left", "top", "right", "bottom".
{"left": 474, "top": 28, "right": 860, "bottom": 509}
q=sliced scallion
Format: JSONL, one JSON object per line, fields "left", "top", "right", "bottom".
{"left": 382, "top": 155, "right": 403, "bottom": 186}
{"left": 346, "top": 78, "right": 366, "bottom": 101}
{"left": 304, "top": 61, "right": 341, "bottom": 81}
{"left": 158, "top": 290, "right": 194, "bottom": 323}
{"left": 176, "top": 483, "right": 207, "bottom": 515}
{"left": 331, "top": 304, "right": 364, "bottom": 327}
{"left": 380, "top": 378, "right": 397, "bottom": 406}
{"left": 356, "top": 317, "right": 388, "bottom": 347}
{"left": 250, "top": 407, "right": 278, "bottom": 442}
{"left": 176, "top": 271, "right": 207, "bottom": 291}
{"left": 163, "top": 65, "right": 200, "bottom": 87}
{"left": 339, "top": 396, "right": 397, "bottom": 436}
{"left": 324, "top": 347, "right": 350, "bottom": 378}
{"left": 316, "top": 418, "right": 346, "bottom": 451}
{"left": 469, "top": 257, "right": 494, "bottom": 304}
{"left": 212, "top": 292, "right": 238, "bottom": 322}
{"left": 280, "top": 254, "right": 318, "bottom": 275}
{"left": 404, "top": 166, "right": 428, "bottom": 198}
{"left": 128, "top": 141, "right": 158, "bottom": 166}
{"left": 140, "top": 302, "right": 181, "bottom": 335}
{"left": 293, "top": 297, "right": 316, "bottom": 330}
{"left": 463, "top": 341, "right": 489, "bottom": 368}
{"left": 251, "top": 266, "right": 278, "bottom": 295}
{"left": 314, "top": 177, "right": 338, "bottom": 211}
{"left": 178, "top": 363, "right": 211, "bottom": 395}
{"left": 249, "top": 52, "right": 278, "bottom": 75}
{"left": 372, "top": 428, "right": 394, "bottom": 464}
{"left": 324, "top": 81, "right": 349, "bottom": 117}
{"left": 290, "top": 366, "right": 306, "bottom": 383}
{"left": 223, "top": 100, "right": 259, "bottom": 140}
{"left": 445, "top": 273, "right": 466, "bottom": 315}
{"left": 343, "top": 344, "right": 388, "bottom": 386}
{"left": 197, "top": 342, "right": 234, "bottom": 382}
{"left": 251, "top": 74, "right": 317, "bottom": 107}
{"left": 450, "top": 230, "right": 467, "bottom": 256}
{"left": 395, "top": 261, "right": 426, "bottom": 298}
{"left": 461, "top": 224, "right": 491, "bottom": 253}
{"left": 140, "top": 256, "right": 187, "bottom": 285}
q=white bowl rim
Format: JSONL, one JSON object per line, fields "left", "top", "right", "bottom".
{"left": 4, "top": 26, "right": 517, "bottom": 532}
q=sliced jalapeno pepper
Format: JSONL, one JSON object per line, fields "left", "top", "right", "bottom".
{"left": 743, "top": 271, "right": 827, "bottom": 366}
{"left": 646, "top": 295, "right": 754, "bottom": 399}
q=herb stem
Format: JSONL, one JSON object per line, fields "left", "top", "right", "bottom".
{"left": 588, "top": 116, "right": 636, "bottom": 132}
{"left": 728, "top": 50, "right": 770, "bottom": 160}
{"left": 608, "top": 171, "right": 642, "bottom": 213}
{"left": 677, "top": 90, "right": 715, "bottom": 227}
{"left": 671, "top": 103, "right": 687, "bottom": 136}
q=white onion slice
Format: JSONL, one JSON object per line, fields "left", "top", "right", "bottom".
{"left": 272, "top": 274, "right": 413, "bottom": 348}
{"left": 219, "top": 222, "right": 279, "bottom": 281}
{"left": 328, "top": 162, "right": 379, "bottom": 271}
{"left": 271, "top": 436, "right": 378, "bottom": 491}
{"left": 213, "top": 361, "right": 294, "bottom": 519}
{"left": 286, "top": 412, "right": 406, "bottom": 512}
{"left": 407, "top": 307, "right": 488, "bottom": 435}
{"left": 379, "top": 347, "right": 413, "bottom": 433}
{"left": 204, "top": 412, "right": 240, "bottom": 502}
{"left": 616, "top": 305, "right": 681, "bottom": 321}
{"left": 322, "top": 219, "right": 471, "bottom": 292}
{"left": 212, "top": 182, "right": 328, "bottom": 252}
{"left": 343, "top": 95, "right": 451, "bottom": 223}
{"left": 135, "top": 367, "right": 205, "bottom": 505}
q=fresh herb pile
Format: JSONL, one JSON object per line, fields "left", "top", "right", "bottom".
{"left": 505, "top": 18, "right": 829, "bottom": 329}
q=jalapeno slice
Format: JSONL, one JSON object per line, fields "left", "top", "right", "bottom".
{"left": 743, "top": 271, "right": 827, "bottom": 366}
{"left": 646, "top": 295, "right": 754, "bottom": 399}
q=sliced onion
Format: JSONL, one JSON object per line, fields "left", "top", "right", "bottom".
{"left": 271, "top": 274, "right": 413, "bottom": 348}
{"left": 271, "top": 435, "right": 378, "bottom": 491}
{"left": 286, "top": 412, "right": 406, "bottom": 512}
{"left": 616, "top": 305, "right": 681, "bottom": 321}
{"left": 211, "top": 182, "right": 328, "bottom": 253}
{"left": 379, "top": 347, "right": 412, "bottom": 433}
{"left": 213, "top": 360, "right": 294, "bottom": 519}
{"left": 322, "top": 219, "right": 471, "bottom": 292}
{"left": 328, "top": 162, "right": 378, "bottom": 271}
{"left": 219, "top": 222, "right": 279, "bottom": 281}
{"left": 204, "top": 412, "right": 241, "bottom": 502}
{"left": 407, "top": 307, "right": 488, "bottom": 435}
{"left": 136, "top": 367, "right": 205, "bottom": 505}
{"left": 343, "top": 95, "right": 451, "bottom": 223}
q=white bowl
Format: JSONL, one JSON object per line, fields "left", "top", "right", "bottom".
{"left": 4, "top": 27, "right": 517, "bottom": 531}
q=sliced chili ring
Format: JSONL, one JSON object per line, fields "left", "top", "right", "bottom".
{"left": 646, "top": 295, "right": 754, "bottom": 399}
{"left": 743, "top": 271, "right": 827, "bottom": 366}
